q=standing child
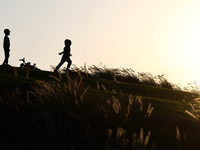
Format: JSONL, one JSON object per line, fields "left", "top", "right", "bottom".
{"left": 2, "top": 29, "right": 11, "bottom": 66}
{"left": 54, "top": 39, "right": 72, "bottom": 72}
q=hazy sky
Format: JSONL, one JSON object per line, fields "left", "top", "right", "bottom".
{"left": 1, "top": 0, "right": 200, "bottom": 87}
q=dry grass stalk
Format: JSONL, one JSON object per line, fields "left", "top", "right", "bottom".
{"left": 13, "top": 67, "right": 17, "bottom": 76}
{"left": 105, "top": 129, "right": 113, "bottom": 148}
{"left": 107, "top": 129, "right": 112, "bottom": 141}
{"left": 185, "top": 110, "right": 198, "bottom": 120}
{"left": 132, "top": 132, "right": 137, "bottom": 146}
{"left": 84, "top": 62, "right": 88, "bottom": 79}
{"left": 101, "top": 84, "right": 106, "bottom": 90}
{"left": 116, "top": 127, "right": 124, "bottom": 143}
{"left": 112, "top": 103, "right": 119, "bottom": 114}
{"left": 50, "top": 65, "right": 55, "bottom": 71}
{"left": 136, "top": 96, "right": 143, "bottom": 111}
{"left": 77, "top": 76, "right": 84, "bottom": 90}
{"left": 74, "top": 77, "right": 78, "bottom": 90}
{"left": 29, "top": 90, "right": 36, "bottom": 97}
{"left": 80, "top": 86, "right": 90, "bottom": 102}
{"left": 74, "top": 90, "right": 79, "bottom": 107}
{"left": 26, "top": 66, "right": 29, "bottom": 78}
{"left": 143, "top": 131, "right": 151, "bottom": 149}
{"left": 107, "top": 100, "right": 111, "bottom": 105}
{"left": 134, "top": 97, "right": 138, "bottom": 110}
{"left": 114, "top": 96, "right": 121, "bottom": 109}
{"left": 113, "top": 75, "right": 117, "bottom": 82}
{"left": 132, "top": 128, "right": 154, "bottom": 150}
{"left": 112, "top": 89, "right": 116, "bottom": 94}
{"left": 66, "top": 70, "right": 72, "bottom": 94}
{"left": 147, "top": 103, "right": 154, "bottom": 118}
{"left": 176, "top": 127, "right": 182, "bottom": 150}
{"left": 97, "top": 81, "right": 100, "bottom": 90}
{"left": 58, "top": 70, "right": 62, "bottom": 80}
{"left": 112, "top": 96, "right": 121, "bottom": 113}
{"left": 129, "top": 95, "right": 134, "bottom": 108}
{"left": 49, "top": 75, "right": 61, "bottom": 82}
{"left": 194, "top": 97, "right": 200, "bottom": 101}
{"left": 35, "top": 80, "right": 53, "bottom": 91}
{"left": 125, "top": 113, "right": 128, "bottom": 120}
{"left": 75, "top": 67, "right": 82, "bottom": 79}
{"left": 140, "top": 128, "right": 144, "bottom": 143}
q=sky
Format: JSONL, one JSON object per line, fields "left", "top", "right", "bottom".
{"left": 1, "top": 0, "right": 200, "bottom": 88}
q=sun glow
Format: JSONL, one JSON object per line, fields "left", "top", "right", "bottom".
{"left": 182, "top": 19, "right": 200, "bottom": 66}
{"left": 175, "top": 3, "right": 200, "bottom": 66}
{"left": 162, "top": 1, "right": 200, "bottom": 86}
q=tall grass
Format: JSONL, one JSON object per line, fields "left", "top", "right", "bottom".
{"left": 183, "top": 82, "right": 200, "bottom": 94}
{"left": 63, "top": 64, "right": 173, "bottom": 90}
{"left": 0, "top": 67, "right": 156, "bottom": 149}
{"left": 173, "top": 94, "right": 200, "bottom": 150}
{"left": 183, "top": 95, "right": 200, "bottom": 120}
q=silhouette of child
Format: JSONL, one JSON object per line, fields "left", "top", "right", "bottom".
{"left": 54, "top": 39, "right": 72, "bottom": 72}
{"left": 2, "top": 29, "right": 10, "bottom": 66}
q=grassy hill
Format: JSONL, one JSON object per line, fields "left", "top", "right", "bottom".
{"left": 0, "top": 65, "right": 199, "bottom": 150}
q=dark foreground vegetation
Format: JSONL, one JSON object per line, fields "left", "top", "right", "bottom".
{"left": 0, "top": 65, "right": 200, "bottom": 150}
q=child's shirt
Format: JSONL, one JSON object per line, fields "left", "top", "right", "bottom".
{"left": 3, "top": 35, "right": 10, "bottom": 50}
{"left": 63, "top": 46, "right": 71, "bottom": 58}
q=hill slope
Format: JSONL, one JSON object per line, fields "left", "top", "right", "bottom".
{"left": 0, "top": 65, "right": 199, "bottom": 150}
{"left": 0, "top": 65, "right": 197, "bottom": 119}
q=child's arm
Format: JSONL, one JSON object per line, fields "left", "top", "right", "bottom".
{"left": 59, "top": 51, "right": 64, "bottom": 55}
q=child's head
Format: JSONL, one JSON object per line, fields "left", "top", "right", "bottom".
{"left": 65, "top": 39, "right": 71, "bottom": 46}
{"left": 4, "top": 29, "right": 10, "bottom": 36}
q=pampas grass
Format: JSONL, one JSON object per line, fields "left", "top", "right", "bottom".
{"left": 64, "top": 64, "right": 173, "bottom": 89}
{"left": 0, "top": 66, "right": 158, "bottom": 149}
{"left": 28, "top": 69, "right": 155, "bottom": 149}
{"left": 184, "top": 96, "right": 200, "bottom": 120}
{"left": 104, "top": 127, "right": 156, "bottom": 150}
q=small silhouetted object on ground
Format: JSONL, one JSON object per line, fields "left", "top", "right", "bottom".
{"left": 2, "top": 29, "right": 10, "bottom": 66}
{"left": 19, "top": 57, "right": 40, "bottom": 70}
{"left": 54, "top": 39, "right": 72, "bottom": 72}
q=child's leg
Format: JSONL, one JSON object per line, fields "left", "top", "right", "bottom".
{"left": 54, "top": 57, "right": 65, "bottom": 72}
{"left": 2, "top": 50, "right": 9, "bottom": 65}
{"left": 66, "top": 57, "right": 72, "bottom": 69}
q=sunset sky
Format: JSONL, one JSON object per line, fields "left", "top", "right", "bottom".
{"left": 1, "top": 0, "right": 200, "bottom": 88}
